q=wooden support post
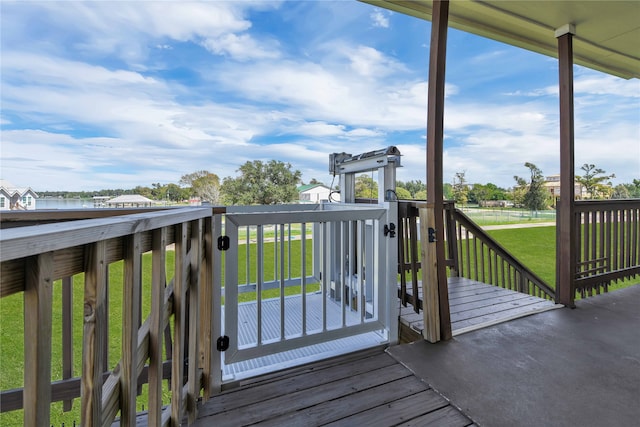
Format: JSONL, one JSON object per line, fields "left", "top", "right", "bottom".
{"left": 420, "top": 207, "right": 441, "bottom": 342}
{"left": 62, "top": 276, "right": 73, "bottom": 412}
{"left": 121, "top": 233, "right": 141, "bottom": 426}
{"left": 199, "top": 216, "right": 215, "bottom": 398}
{"left": 148, "top": 228, "right": 166, "bottom": 426}
{"left": 171, "top": 222, "right": 187, "bottom": 425}
{"left": 24, "top": 252, "right": 53, "bottom": 427}
{"left": 81, "top": 241, "right": 107, "bottom": 427}
{"left": 426, "top": 0, "right": 452, "bottom": 340}
{"left": 556, "top": 25, "right": 576, "bottom": 307}
{"left": 188, "top": 219, "right": 202, "bottom": 424}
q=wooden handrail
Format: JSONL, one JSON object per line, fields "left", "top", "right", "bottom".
{"left": 572, "top": 199, "right": 640, "bottom": 299}
{"left": 451, "top": 208, "right": 555, "bottom": 299}
{"left": 397, "top": 200, "right": 555, "bottom": 315}
{"left": 0, "top": 207, "right": 215, "bottom": 425}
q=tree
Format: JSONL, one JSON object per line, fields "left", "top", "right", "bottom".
{"left": 132, "top": 185, "right": 153, "bottom": 199}
{"left": 514, "top": 162, "right": 548, "bottom": 211}
{"left": 355, "top": 174, "right": 378, "bottom": 200}
{"left": 220, "top": 160, "right": 301, "bottom": 205}
{"left": 470, "top": 183, "right": 509, "bottom": 205}
{"left": 414, "top": 189, "right": 427, "bottom": 200}
{"left": 397, "top": 180, "right": 425, "bottom": 198}
{"left": 469, "top": 183, "right": 489, "bottom": 205}
{"left": 612, "top": 184, "right": 630, "bottom": 199}
{"left": 511, "top": 176, "right": 528, "bottom": 207}
{"left": 452, "top": 172, "right": 468, "bottom": 206}
{"left": 180, "top": 170, "right": 221, "bottom": 204}
{"left": 576, "top": 164, "right": 615, "bottom": 199}
{"left": 442, "top": 183, "right": 453, "bottom": 200}
{"left": 612, "top": 179, "right": 640, "bottom": 199}
{"left": 395, "top": 187, "right": 412, "bottom": 200}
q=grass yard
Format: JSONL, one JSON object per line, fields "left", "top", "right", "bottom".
{"left": 486, "top": 225, "right": 637, "bottom": 294}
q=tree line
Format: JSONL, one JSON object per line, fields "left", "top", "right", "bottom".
{"left": 38, "top": 160, "right": 637, "bottom": 208}
{"left": 38, "top": 160, "right": 303, "bottom": 206}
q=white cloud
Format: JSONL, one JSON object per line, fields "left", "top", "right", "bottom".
{"left": 370, "top": 10, "right": 390, "bottom": 28}
{"left": 1, "top": 1, "right": 638, "bottom": 192}
{"left": 201, "top": 33, "right": 281, "bottom": 61}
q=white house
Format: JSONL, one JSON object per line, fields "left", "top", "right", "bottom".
{"left": 544, "top": 174, "right": 588, "bottom": 199}
{"left": 105, "top": 194, "right": 156, "bottom": 208}
{"left": 297, "top": 184, "right": 338, "bottom": 203}
{"left": 0, "top": 180, "right": 38, "bottom": 211}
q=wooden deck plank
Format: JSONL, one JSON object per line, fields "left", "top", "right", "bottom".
{"left": 198, "top": 352, "right": 397, "bottom": 417}
{"left": 449, "top": 286, "right": 510, "bottom": 305}
{"left": 400, "top": 277, "right": 558, "bottom": 339}
{"left": 451, "top": 300, "right": 557, "bottom": 332}
{"left": 195, "top": 348, "right": 474, "bottom": 427}
{"left": 450, "top": 295, "right": 552, "bottom": 322}
{"left": 449, "top": 292, "right": 532, "bottom": 314}
{"left": 322, "top": 390, "right": 452, "bottom": 427}
{"left": 195, "top": 357, "right": 411, "bottom": 425}
{"left": 394, "top": 405, "right": 473, "bottom": 427}
{"left": 253, "top": 376, "right": 431, "bottom": 426}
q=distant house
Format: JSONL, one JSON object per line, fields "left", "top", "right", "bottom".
{"left": 544, "top": 174, "right": 587, "bottom": 199}
{"left": 0, "top": 180, "right": 38, "bottom": 211}
{"left": 297, "top": 184, "right": 337, "bottom": 203}
{"left": 105, "top": 194, "right": 156, "bottom": 208}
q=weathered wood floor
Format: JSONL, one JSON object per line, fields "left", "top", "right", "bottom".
{"left": 194, "top": 346, "right": 474, "bottom": 426}
{"left": 399, "top": 277, "right": 559, "bottom": 339}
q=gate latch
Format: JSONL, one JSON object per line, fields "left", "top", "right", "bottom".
{"left": 217, "top": 236, "right": 230, "bottom": 251}
{"left": 217, "top": 335, "right": 230, "bottom": 352}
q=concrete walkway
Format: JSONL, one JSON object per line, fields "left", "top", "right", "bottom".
{"left": 388, "top": 285, "right": 640, "bottom": 427}
{"left": 481, "top": 221, "right": 555, "bottom": 230}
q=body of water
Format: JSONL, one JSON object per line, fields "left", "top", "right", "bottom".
{"left": 36, "top": 198, "right": 97, "bottom": 209}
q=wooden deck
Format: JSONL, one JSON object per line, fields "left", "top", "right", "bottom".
{"left": 399, "top": 277, "right": 560, "bottom": 340}
{"left": 194, "top": 346, "right": 474, "bottom": 426}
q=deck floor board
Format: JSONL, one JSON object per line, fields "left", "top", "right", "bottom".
{"left": 399, "top": 277, "right": 559, "bottom": 337}
{"left": 195, "top": 349, "right": 473, "bottom": 427}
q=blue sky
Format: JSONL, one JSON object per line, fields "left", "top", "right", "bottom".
{"left": 1, "top": 1, "right": 638, "bottom": 192}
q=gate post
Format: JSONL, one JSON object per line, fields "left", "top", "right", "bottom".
{"left": 420, "top": 205, "right": 440, "bottom": 343}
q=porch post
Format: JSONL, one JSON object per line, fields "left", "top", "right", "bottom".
{"left": 556, "top": 25, "right": 576, "bottom": 307}
{"left": 426, "top": 0, "right": 452, "bottom": 340}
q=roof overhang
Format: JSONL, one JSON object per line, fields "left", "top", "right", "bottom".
{"left": 362, "top": 0, "right": 640, "bottom": 79}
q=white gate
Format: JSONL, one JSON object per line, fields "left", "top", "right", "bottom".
{"left": 213, "top": 202, "right": 397, "bottom": 380}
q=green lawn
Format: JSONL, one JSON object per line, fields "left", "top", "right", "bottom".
{"left": 486, "top": 226, "right": 636, "bottom": 293}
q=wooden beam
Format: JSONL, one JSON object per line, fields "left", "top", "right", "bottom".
{"left": 81, "top": 241, "right": 107, "bottom": 427}
{"left": 148, "top": 227, "right": 167, "bottom": 426}
{"left": 23, "top": 253, "right": 54, "bottom": 426}
{"left": 556, "top": 28, "right": 576, "bottom": 307}
{"left": 426, "top": 0, "right": 452, "bottom": 340}
{"left": 171, "top": 222, "right": 187, "bottom": 425}
{"left": 61, "top": 276, "right": 73, "bottom": 412}
{"left": 419, "top": 207, "right": 440, "bottom": 342}
{"left": 121, "top": 233, "right": 142, "bottom": 426}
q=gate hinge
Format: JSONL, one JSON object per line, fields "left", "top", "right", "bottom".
{"left": 428, "top": 227, "right": 437, "bottom": 243}
{"left": 217, "top": 235, "right": 230, "bottom": 251}
{"left": 384, "top": 223, "right": 396, "bottom": 238}
{"left": 217, "top": 335, "right": 230, "bottom": 351}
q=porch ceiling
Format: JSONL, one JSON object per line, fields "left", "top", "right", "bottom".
{"left": 363, "top": 0, "right": 640, "bottom": 79}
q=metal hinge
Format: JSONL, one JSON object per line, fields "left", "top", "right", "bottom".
{"left": 217, "top": 335, "right": 230, "bottom": 351}
{"left": 217, "top": 235, "right": 230, "bottom": 251}
{"left": 384, "top": 223, "right": 396, "bottom": 238}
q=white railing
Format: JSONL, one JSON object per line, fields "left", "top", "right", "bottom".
{"left": 216, "top": 202, "right": 398, "bottom": 371}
